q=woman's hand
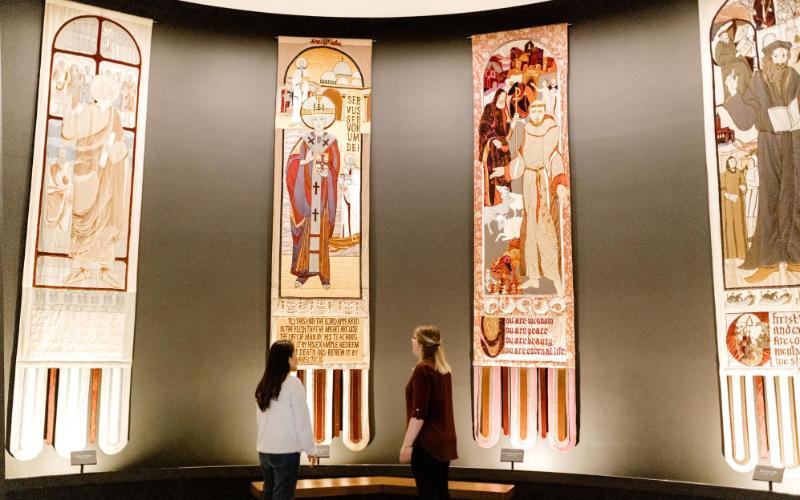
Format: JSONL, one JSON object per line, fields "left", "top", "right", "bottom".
{"left": 308, "top": 455, "right": 320, "bottom": 467}
{"left": 400, "top": 418, "right": 423, "bottom": 464}
{"left": 399, "top": 445, "right": 413, "bottom": 465}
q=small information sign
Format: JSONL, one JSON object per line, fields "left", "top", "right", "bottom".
{"left": 500, "top": 448, "right": 524, "bottom": 463}
{"left": 753, "top": 465, "right": 783, "bottom": 483}
{"left": 70, "top": 450, "right": 97, "bottom": 466}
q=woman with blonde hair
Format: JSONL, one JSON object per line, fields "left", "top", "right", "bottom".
{"left": 399, "top": 325, "right": 458, "bottom": 499}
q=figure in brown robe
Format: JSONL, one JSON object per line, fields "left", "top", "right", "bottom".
{"left": 479, "top": 89, "right": 512, "bottom": 206}
{"left": 714, "top": 27, "right": 752, "bottom": 99}
{"left": 720, "top": 157, "right": 748, "bottom": 260}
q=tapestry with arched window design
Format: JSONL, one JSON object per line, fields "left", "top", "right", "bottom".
{"left": 270, "top": 36, "right": 373, "bottom": 452}
{"left": 9, "top": 0, "right": 152, "bottom": 462}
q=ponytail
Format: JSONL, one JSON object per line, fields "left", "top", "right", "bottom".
{"left": 414, "top": 325, "right": 452, "bottom": 375}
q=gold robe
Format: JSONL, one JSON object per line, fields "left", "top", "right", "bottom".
{"left": 721, "top": 169, "right": 747, "bottom": 260}
{"left": 62, "top": 105, "right": 128, "bottom": 267}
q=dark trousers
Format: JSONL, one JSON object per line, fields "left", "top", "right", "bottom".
{"left": 259, "top": 452, "right": 300, "bottom": 500}
{"left": 411, "top": 446, "right": 450, "bottom": 499}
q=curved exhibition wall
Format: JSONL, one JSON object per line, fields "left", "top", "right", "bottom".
{"left": 180, "top": 0, "right": 552, "bottom": 18}
{"left": 1, "top": 0, "right": 794, "bottom": 495}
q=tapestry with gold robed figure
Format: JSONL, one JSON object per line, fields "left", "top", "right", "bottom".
{"left": 10, "top": 0, "right": 152, "bottom": 461}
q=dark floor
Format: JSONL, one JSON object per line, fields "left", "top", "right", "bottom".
{"left": 3, "top": 477, "right": 792, "bottom": 500}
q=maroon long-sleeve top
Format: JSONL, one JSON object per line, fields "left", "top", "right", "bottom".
{"left": 405, "top": 360, "right": 458, "bottom": 462}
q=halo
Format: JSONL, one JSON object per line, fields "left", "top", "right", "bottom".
{"left": 300, "top": 95, "right": 336, "bottom": 129}
{"left": 90, "top": 75, "right": 120, "bottom": 106}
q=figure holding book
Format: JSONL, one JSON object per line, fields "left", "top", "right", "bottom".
{"left": 724, "top": 40, "right": 800, "bottom": 283}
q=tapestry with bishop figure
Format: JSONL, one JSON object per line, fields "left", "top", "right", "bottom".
{"left": 270, "top": 36, "right": 372, "bottom": 451}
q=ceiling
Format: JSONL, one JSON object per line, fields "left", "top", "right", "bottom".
{"left": 179, "top": 0, "right": 551, "bottom": 18}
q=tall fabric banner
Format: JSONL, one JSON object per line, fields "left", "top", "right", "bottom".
{"left": 472, "top": 25, "right": 576, "bottom": 451}
{"left": 271, "top": 36, "right": 372, "bottom": 451}
{"left": 9, "top": 0, "right": 152, "bottom": 460}
{"left": 700, "top": 0, "right": 800, "bottom": 472}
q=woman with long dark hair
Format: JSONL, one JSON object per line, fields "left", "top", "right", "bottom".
{"left": 399, "top": 325, "right": 457, "bottom": 499}
{"left": 256, "top": 340, "right": 318, "bottom": 500}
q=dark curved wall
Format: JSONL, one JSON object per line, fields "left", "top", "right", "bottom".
{"left": 1, "top": 0, "right": 790, "bottom": 494}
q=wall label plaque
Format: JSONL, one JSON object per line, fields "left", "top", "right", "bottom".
{"left": 500, "top": 448, "right": 524, "bottom": 463}
{"left": 752, "top": 465, "right": 784, "bottom": 483}
{"left": 70, "top": 450, "right": 97, "bottom": 466}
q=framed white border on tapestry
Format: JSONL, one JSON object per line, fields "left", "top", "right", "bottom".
{"left": 10, "top": 0, "right": 152, "bottom": 462}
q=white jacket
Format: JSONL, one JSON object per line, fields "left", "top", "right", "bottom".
{"left": 256, "top": 375, "right": 316, "bottom": 456}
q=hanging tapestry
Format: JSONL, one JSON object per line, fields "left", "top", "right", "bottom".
{"left": 472, "top": 24, "right": 576, "bottom": 452}
{"left": 700, "top": 0, "right": 800, "bottom": 472}
{"left": 270, "top": 36, "right": 372, "bottom": 451}
{"left": 9, "top": 0, "right": 152, "bottom": 461}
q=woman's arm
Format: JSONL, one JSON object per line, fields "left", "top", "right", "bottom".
{"left": 399, "top": 417, "right": 424, "bottom": 464}
{"left": 289, "top": 378, "right": 319, "bottom": 465}
{"left": 400, "top": 365, "right": 432, "bottom": 464}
